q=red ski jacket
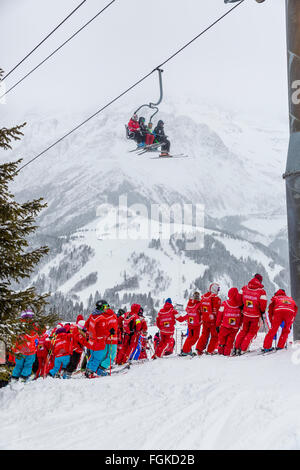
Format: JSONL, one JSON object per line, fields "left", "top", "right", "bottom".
{"left": 45, "top": 330, "right": 73, "bottom": 358}
{"left": 156, "top": 303, "right": 180, "bottom": 334}
{"left": 139, "top": 316, "right": 148, "bottom": 333}
{"left": 70, "top": 324, "right": 86, "bottom": 353}
{"left": 13, "top": 321, "right": 39, "bottom": 356}
{"left": 128, "top": 119, "right": 140, "bottom": 133}
{"left": 200, "top": 292, "right": 221, "bottom": 323}
{"left": 36, "top": 332, "right": 49, "bottom": 358}
{"left": 85, "top": 309, "right": 118, "bottom": 350}
{"left": 216, "top": 288, "right": 243, "bottom": 330}
{"left": 268, "top": 290, "right": 297, "bottom": 324}
{"left": 177, "top": 299, "right": 202, "bottom": 327}
{"left": 240, "top": 277, "right": 267, "bottom": 319}
{"left": 123, "top": 304, "right": 143, "bottom": 335}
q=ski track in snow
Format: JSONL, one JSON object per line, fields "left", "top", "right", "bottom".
{"left": 1, "top": 335, "right": 300, "bottom": 450}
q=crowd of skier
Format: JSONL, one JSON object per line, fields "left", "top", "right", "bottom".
{"left": 7, "top": 273, "right": 298, "bottom": 385}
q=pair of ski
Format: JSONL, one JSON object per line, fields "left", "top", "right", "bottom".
{"left": 150, "top": 154, "right": 189, "bottom": 159}
{"left": 72, "top": 363, "right": 131, "bottom": 379}
{"left": 130, "top": 143, "right": 189, "bottom": 159}
{"left": 129, "top": 142, "right": 161, "bottom": 154}
{"left": 233, "top": 347, "right": 283, "bottom": 358}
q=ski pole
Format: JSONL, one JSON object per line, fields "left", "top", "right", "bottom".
{"left": 109, "top": 336, "right": 112, "bottom": 376}
{"left": 43, "top": 335, "right": 56, "bottom": 379}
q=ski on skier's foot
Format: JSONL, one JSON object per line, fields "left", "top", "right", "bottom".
{"left": 110, "top": 364, "right": 130, "bottom": 375}
{"left": 177, "top": 352, "right": 197, "bottom": 358}
{"left": 151, "top": 154, "right": 189, "bottom": 159}
{"left": 137, "top": 144, "right": 162, "bottom": 155}
{"left": 130, "top": 143, "right": 161, "bottom": 154}
{"left": 82, "top": 365, "right": 130, "bottom": 379}
{"left": 236, "top": 347, "right": 281, "bottom": 357}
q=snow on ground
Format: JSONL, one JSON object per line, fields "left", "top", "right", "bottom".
{"left": 1, "top": 334, "right": 300, "bottom": 450}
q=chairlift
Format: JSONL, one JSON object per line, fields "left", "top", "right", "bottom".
{"left": 125, "top": 68, "right": 164, "bottom": 140}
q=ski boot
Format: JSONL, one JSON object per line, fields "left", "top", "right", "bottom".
{"left": 62, "top": 371, "right": 72, "bottom": 379}
{"left": 85, "top": 369, "right": 97, "bottom": 379}
{"left": 262, "top": 347, "right": 274, "bottom": 353}
{"left": 96, "top": 366, "right": 108, "bottom": 377}
{"left": 179, "top": 350, "right": 189, "bottom": 357}
{"left": 159, "top": 152, "right": 169, "bottom": 157}
{"left": 48, "top": 372, "right": 61, "bottom": 378}
{"left": 9, "top": 376, "right": 19, "bottom": 384}
{"left": 19, "top": 375, "right": 31, "bottom": 383}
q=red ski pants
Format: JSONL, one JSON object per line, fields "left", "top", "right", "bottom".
{"left": 145, "top": 134, "right": 155, "bottom": 145}
{"left": 35, "top": 351, "right": 47, "bottom": 378}
{"left": 117, "top": 334, "right": 138, "bottom": 364}
{"left": 182, "top": 326, "right": 201, "bottom": 353}
{"left": 217, "top": 326, "right": 238, "bottom": 356}
{"left": 263, "top": 311, "right": 295, "bottom": 350}
{"left": 235, "top": 316, "right": 260, "bottom": 352}
{"left": 155, "top": 333, "right": 174, "bottom": 358}
{"left": 196, "top": 322, "right": 218, "bottom": 354}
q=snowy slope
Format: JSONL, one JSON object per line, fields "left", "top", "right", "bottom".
{"left": 1, "top": 336, "right": 300, "bottom": 450}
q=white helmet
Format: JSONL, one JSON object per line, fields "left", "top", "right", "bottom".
{"left": 209, "top": 283, "right": 220, "bottom": 295}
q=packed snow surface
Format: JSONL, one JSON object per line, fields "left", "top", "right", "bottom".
{"left": 1, "top": 335, "right": 300, "bottom": 450}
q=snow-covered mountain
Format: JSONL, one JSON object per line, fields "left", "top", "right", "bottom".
{"left": 4, "top": 100, "right": 289, "bottom": 317}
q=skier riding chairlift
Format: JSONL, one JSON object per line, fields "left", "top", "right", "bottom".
{"left": 125, "top": 68, "right": 170, "bottom": 156}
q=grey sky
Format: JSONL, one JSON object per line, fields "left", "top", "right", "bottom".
{"left": 0, "top": 0, "right": 287, "bottom": 124}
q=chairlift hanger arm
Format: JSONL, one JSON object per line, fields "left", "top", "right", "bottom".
{"left": 134, "top": 68, "right": 164, "bottom": 115}
{"left": 149, "top": 68, "right": 164, "bottom": 108}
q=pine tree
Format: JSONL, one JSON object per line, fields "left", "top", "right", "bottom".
{"left": 0, "top": 112, "right": 58, "bottom": 381}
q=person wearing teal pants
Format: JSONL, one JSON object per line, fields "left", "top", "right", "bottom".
{"left": 96, "top": 344, "right": 118, "bottom": 376}
{"left": 12, "top": 353, "right": 36, "bottom": 381}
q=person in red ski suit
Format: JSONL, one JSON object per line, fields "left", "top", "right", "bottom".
{"left": 127, "top": 114, "right": 144, "bottom": 144}
{"left": 84, "top": 301, "right": 118, "bottom": 377}
{"left": 116, "top": 308, "right": 126, "bottom": 364}
{"left": 10, "top": 310, "right": 39, "bottom": 382}
{"left": 139, "top": 332, "right": 149, "bottom": 360}
{"left": 134, "top": 307, "right": 148, "bottom": 360}
{"left": 196, "top": 283, "right": 221, "bottom": 355}
{"left": 35, "top": 330, "right": 50, "bottom": 378}
{"left": 46, "top": 326, "right": 73, "bottom": 378}
{"left": 177, "top": 292, "right": 202, "bottom": 356}
{"left": 263, "top": 289, "right": 297, "bottom": 351}
{"left": 154, "top": 298, "right": 181, "bottom": 358}
{"left": 116, "top": 304, "right": 143, "bottom": 365}
{"left": 64, "top": 320, "right": 87, "bottom": 377}
{"left": 234, "top": 273, "right": 267, "bottom": 354}
{"left": 216, "top": 287, "right": 243, "bottom": 356}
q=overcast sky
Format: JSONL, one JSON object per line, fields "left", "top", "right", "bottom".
{"left": 0, "top": 0, "right": 287, "bottom": 125}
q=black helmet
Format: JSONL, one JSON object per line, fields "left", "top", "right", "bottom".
{"left": 138, "top": 306, "right": 144, "bottom": 316}
{"left": 117, "top": 308, "right": 126, "bottom": 317}
{"left": 95, "top": 300, "right": 109, "bottom": 311}
{"left": 139, "top": 116, "right": 145, "bottom": 124}
{"left": 158, "top": 120, "right": 164, "bottom": 127}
